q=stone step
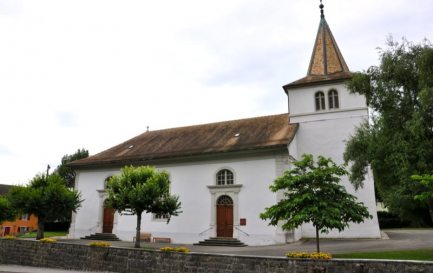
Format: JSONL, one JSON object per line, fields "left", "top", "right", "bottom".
{"left": 194, "top": 237, "right": 247, "bottom": 247}
{"left": 81, "top": 233, "right": 120, "bottom": 241}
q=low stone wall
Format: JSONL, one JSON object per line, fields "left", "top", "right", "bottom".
{"left": 1, "top": 239, "right": 433, "bottom": 273}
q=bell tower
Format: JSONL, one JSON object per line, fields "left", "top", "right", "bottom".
{"left": 283, "top": 1, "right": 381, "bottom": 239}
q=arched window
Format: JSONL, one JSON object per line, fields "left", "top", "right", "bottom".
{"left": 217, "top": 169, "right": 234, "bottom": 185}
{"left": 217, "top": 195, "right": 233, "bottom": 205}
{"left": 104, "top": 176, "right": 112, "bottom": 190}
{"left": 315, "top": 91, "right": 325, "bottom": 110}
{"left": 328, "top": 89, "right": 339, "bottom": 109}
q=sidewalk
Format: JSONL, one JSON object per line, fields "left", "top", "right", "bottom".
{"left": 56, "top": 229, "right": 433, "bottom": 257}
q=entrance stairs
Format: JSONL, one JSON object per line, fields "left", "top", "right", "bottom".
{"left": 81, "top": 233, "right": 120, "bottom": 241}
{"left": 194, "top": 237, "right": 247, "bottom": 247}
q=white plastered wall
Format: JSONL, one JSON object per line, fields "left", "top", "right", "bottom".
{"left": 70, "top": 154, "right": 290, "bottom": 245}
{"left": 287, "top": 82, "right": 381, "bottom": 239}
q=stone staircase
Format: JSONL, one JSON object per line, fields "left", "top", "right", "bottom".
{"left": 194, "top": 237, "right": 247, "bottom": 247}
{"left": 81, "top": 233, "right": 120, "bottom": 241}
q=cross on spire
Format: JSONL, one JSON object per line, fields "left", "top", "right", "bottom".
{"left": 320, "top": 0, "right": 325, "bottom": 18}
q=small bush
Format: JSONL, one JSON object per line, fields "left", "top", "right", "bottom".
{"left": 160, "top": 246, "right": 190, "bottom": 253}
{"left": 175, "top": 247, "right": 190, "bottom": 253}
{"left": 88, "top": 241, "right": 111, "bottom": 247}
{"left": 285, "top": 251, "right": 310, "bottom": 258}
{"left": 377, "top": 211, "right": 411, "bottom": 229}
{"left": 39, "top": 238, "right": 57, "bottom": 243}
{"left": 286, "top": 251, "right": 332, "bottom": 260}
{"left": 160, "top": 246, "right": 176, "bottom": 252}
{"left": 2, "top": 235, "right": 17, "bottom": 240}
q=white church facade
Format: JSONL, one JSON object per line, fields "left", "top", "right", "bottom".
{"left": 68, "top": 6, "right": 381, "bottom": 246}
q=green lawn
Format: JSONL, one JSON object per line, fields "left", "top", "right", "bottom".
{"left": 334, "top": 249, "right": 433, "bottom": 261}
{"left": 17, "top": 231, "right": 67, "bottom": 238}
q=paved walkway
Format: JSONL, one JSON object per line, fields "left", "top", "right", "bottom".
{"left": 53, "top": 229, "right": 433, "bottom": 256}
{"left": 1, "top": 229, "right": 432, "bottom": 272}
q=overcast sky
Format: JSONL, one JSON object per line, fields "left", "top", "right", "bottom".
{"left": 1, "top": 0, "right": 432, "bottom": 185}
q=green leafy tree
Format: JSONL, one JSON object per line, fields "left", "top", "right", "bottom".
{"left": 0, "top": 196, "right": 16, "bottom": 224}
{"left": 55, "top": 148, "right": 89, "bottom": 188}
{"left": 412, "top": 174, "right": 433, "bottom": 218}
{"left": 344, "top": 38, "right": 433, "bottom": 225}
{"left": 260, "top": 154, "right": 371, "bottom": 253}
{"left": 8, "top": 174, "right": 83, "bottom": 240}
{"left": 106, "top": 166, "right": 181, "bottom": 248}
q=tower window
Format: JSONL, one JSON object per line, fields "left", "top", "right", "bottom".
{"left": 328, "top": 89, "right": 339, "bottom": 109}
{"left": 315, "top": 91, "right": 326, "bottom": 111}
{"left": 217, "top": 169, "right": 234, "bottom": 185}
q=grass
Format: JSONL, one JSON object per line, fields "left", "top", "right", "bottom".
{"left": 17, "top": 231, "right": 67, "bottom": 238}
{"left": 334, "top": 249, "right": 433, "bottom": 261}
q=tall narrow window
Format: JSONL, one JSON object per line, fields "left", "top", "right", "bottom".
{"left": 315, "top": 91, "right": 325, "bottom": 110}
{"left": 328, "top": 89, "right": 339, "bottom": 109}
{"left": 217, "top": 169, "right": 234, "bottom": 185}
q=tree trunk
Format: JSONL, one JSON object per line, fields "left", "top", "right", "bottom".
{"left": 36, "top": 216, "right": 45, "bottom": 240}
{"left": 134, "top": 212, "right": 142, "bottom": 248}
{"left": 315, "top": 225, "right": 320, "bottom": 253}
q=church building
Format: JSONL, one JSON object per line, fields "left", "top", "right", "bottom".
{"left": 69, "top": 4, "right": 381, "bottom": 246}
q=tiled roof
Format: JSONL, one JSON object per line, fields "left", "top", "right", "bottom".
{"left": 69, "top": 113, "right": 298, "bottom": 168}
{"left": 0, "top": 184, "right": 12, "bottom": 196}
{"left": 283, "top": 14, "right": 351, "bottom": 91}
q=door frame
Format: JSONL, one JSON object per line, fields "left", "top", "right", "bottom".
{"left": 216, "top": 195, "right": 234, "bottom": 237}
{"left": 97, "top": 188, "right": 118, "bottom": 234}
{"left": 207, "top": 184, "right": 242, "bottom": 238}
{"left": 102, "top": 206, "right": 115, "bottom": 234}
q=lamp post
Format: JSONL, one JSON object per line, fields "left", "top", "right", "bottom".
{"left": 46, "top": 164, "right": 50, "bottom": 180}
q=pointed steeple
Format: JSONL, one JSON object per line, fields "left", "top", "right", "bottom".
{"left": 283, "top": 1, "right": 351, "bottom": 91}
{"left": 308, "top": 1, "right": 349, "bottom": 76}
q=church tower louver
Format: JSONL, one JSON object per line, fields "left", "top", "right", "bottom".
{"left": 283, "top": 1, "right": 381, "bottom": 240}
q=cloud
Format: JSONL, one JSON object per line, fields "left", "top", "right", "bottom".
{"left": 0, "top": 0, "right": 22, "bottom": 16}
{"left": 56, "top": 111, "right": 77, "bottom": 128}
{"left": 0, "top": 145, "right": 13, "bottom": 156}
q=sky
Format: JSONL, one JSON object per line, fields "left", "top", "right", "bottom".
{"left": 1, "top": 0, "right": 433, "bottom": 185}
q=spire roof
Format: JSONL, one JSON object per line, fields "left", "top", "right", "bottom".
{"left": 283, "top": 2, "right": 352, "bottom": 91}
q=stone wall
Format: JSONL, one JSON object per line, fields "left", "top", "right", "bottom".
{"left": 1, "top": 239, "right": 433, "bottom": 273}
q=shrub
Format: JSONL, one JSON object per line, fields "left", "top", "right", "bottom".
{"left": 160, "top": 246, "right": 176, "bottom": 252}
{"left": 309, "top": 252, "right": 332, "bottom": 260}
{"left": 160, "top": 246, "right": 190, "bottom": 253}
{"left": 88, "top": 241, "right": 111, "bottom": 247}
{"left": 286, "top": 251, "right": 332, "bottom": 260}
{"left": 377, "top": 211, "right": 411, "bottom": 228}
{"left": 2, "top": 235, "right": 17, "bottom": 240}
{"left": 175, "top": 247, "right": 190, "bottom": 253}
{"left": 39, "top": 238, "right": 57, "bottom": 243}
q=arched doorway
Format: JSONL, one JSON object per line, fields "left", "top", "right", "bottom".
{"left": 216, "top": 195, "right": 233, "bottom": 238}
{"left": 102, "top": 200, "right": 114, "bottom": 233}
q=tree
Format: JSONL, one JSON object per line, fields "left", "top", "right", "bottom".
{"left": 260, "top": 154, "right": 371, "bottom": 253}
{"left": 412, "top": 174, "right": 433, "bottom": 218}
{"left": 106, "top": 166, "right": 181, "bottom": 248}
{"left": 8, "top": 174, "right": 82, "bottom": 240}
{"left": 55, "top": 148, "right": 89, "bottom": 188}
{"left": 344, "top": 38, "right": 433, "bottom": 225}
{"left": 0, "top": 196, "right": 16, "bottom": 224}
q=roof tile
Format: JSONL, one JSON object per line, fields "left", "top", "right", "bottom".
{"left": 70, "top": 113, "right": 297, "bottom": 168}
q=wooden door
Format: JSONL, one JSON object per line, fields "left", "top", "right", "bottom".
{"left": 102, "top": 207, "right": 114, "bottom": 233}
{"left": 216, "top": 195, "right": 233, "bottom": 238}
{"left": 4, "top": 227, "right": 11, "bottom": 236}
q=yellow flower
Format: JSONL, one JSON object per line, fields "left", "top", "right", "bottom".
{"left": 39, "top": 238, "right": 57, "bottom": 243}
{"left": 89, "top": 241, "right": 111, "bottom": 247}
